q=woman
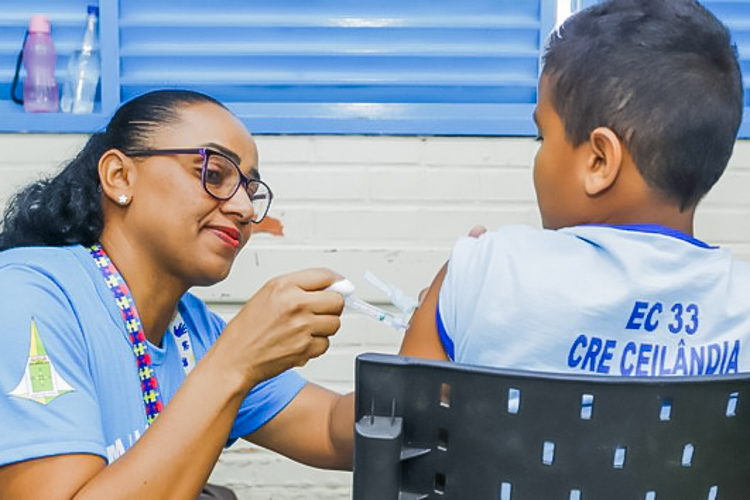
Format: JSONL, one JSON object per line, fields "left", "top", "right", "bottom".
{"left": 0, "top": 90, "right": 354, "bottom": 499}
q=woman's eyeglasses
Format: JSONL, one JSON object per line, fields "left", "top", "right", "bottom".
{"left": 124, "top": 147, "right": 273, "bottom": 224}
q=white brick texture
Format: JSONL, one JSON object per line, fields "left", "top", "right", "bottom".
{"left": 3, "top": 133, "right": 750, "bottom": 498}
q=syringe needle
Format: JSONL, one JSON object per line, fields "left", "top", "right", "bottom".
{"left": 345, "top": 296, "right": 409, "bottom": 330}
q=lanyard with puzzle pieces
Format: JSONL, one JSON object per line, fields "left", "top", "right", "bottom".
{"left": 89, "top": 243, "right": 195, "bottom": 425}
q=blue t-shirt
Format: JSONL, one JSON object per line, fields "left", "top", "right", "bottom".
{"left": 0, "top": 245, "right": 306, "bottom": 466}
{"left": 438, "top": 224, "right": 750, "bottom": 377}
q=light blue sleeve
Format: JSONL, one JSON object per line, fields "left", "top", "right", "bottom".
{"left": 0, "top": 264, "right": 106, "bottom": 467}
{"left": 229, "top": 370, "right": 307, "bottom": 439}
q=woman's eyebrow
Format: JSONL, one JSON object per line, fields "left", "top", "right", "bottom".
{"left": 201, "top": 142, "right": 242, "bottom": 166}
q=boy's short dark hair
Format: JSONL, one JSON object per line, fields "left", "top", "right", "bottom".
{"left": 543, "top": 0, "right": 743, "bottom": 209}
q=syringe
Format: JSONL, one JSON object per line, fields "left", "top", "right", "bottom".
{"left": 344, "top": 296, "right": 410, "bottom": 330}
{"left": 326, "top": 279, "right": 410, "bottom": 331}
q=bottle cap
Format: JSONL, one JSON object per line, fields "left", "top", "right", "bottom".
{"left": 28, "top": 14, "right": 51, "bottom": 33}
{"left": 87, "top": 5, "right": 99, "bottom": 16}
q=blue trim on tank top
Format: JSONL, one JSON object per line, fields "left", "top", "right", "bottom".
{"left": 582, "top": 223, "right": 717, "bottom": 249}
{"left": 435, "top": 305, "right": 455, "bottom": 361}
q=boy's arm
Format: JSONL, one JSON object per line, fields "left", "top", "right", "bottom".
{"left": 399, "top": 263, "right": 450, "bottom": 361}
{"left": 401, "top": 225, "right": 485, "bottom": 360}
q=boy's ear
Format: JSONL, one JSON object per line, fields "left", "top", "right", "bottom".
{"left": 98, "top": 149, "right": 136, "bottom": 206}
{"left": 583, "top": 126, "right": 623, "bottom": 197}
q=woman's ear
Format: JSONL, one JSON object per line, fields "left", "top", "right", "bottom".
{"left": 583, "top": 127, "right": 623, "bottom": 197}
{"left": 98, "top": 149, "right": 135, "bottom": 206}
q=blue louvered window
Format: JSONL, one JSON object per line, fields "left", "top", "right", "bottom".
{"left": 573, "top": 0, "right": 600, "bottom": 9}
{"left": 0, "top": 0, "right": 556, "bottom": 135}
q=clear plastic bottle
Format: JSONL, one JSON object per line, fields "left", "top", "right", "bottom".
{"left": 61, "top": 5, "right": 100, "bottom": 114}
{"left": 22, "top": 14, "right": 59, "bottom": 113}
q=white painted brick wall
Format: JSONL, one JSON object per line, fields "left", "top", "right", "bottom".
{"left": 3, "top": 133, "right": 750, "bottom": 498}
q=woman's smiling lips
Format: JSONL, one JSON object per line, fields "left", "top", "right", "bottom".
{"left": 207, "top": 225, "right": 241, "bottom": 248}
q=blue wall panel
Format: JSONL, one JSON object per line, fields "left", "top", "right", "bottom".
{"left": 3, "top": 1, "right": 748, "bottom": 137}
{"left": 0, "top": 0, "right": 556, "bottom": 135}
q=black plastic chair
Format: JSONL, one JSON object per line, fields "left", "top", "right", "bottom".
{"left": 353, "top": 353, "right": 750, "bottom": 500}
{"left": 199, "top": 483, "right": 238, "bottom": 500}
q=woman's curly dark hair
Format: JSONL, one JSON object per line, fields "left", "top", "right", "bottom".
{"left": 0, "top": 90, "right": 226, "bottom": 250}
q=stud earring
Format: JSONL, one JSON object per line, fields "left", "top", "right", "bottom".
{"left": 118, "top": 194, "right": 128, "bottom": 205}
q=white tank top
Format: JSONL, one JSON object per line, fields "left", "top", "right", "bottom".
{"left": 437, "top": 224, "right": 750, "bottom": 377}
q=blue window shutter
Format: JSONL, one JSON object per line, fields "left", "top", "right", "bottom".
{"left": 99, "top": 0, "right": 120, "bottom": 117}
{"left": 0, "top": 0, "right": 555, "bottom": 135}
{"left": 574, "top": 0, "right": 600, "bottom": 10}
{"left": 118, "top": 0, "right": 556, "bottom": 136}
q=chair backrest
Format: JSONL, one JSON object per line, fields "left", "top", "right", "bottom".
{"left": 352, "top": 353, "right": 750, "bottom": 500}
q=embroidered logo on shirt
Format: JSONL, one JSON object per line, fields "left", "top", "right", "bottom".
{"left": 9, "top": 318, "right": 75, "bottom": 404}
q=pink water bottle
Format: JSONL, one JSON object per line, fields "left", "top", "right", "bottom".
{"left": 23, "top": 14, "right": 59, "bottom": 113}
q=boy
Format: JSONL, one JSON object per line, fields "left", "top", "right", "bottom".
{"left": 400, "top": 0, "right": 750, "bottom": 377}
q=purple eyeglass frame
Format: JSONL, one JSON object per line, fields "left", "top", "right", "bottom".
{"left": 124, "top": 147, "right": 273, "bottom": 223}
